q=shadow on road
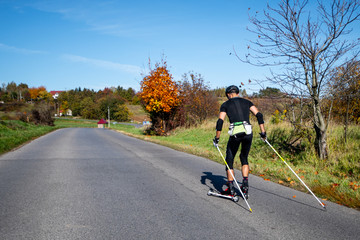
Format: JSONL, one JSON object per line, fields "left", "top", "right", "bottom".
{"left": 200, "top": 171, "right": 325, "bottom": 211}
{"left": 200, "top": 172, "right": 228, "bottom": 193}
{"left": 200, "top": 172, "right": 249, "bottom": 212}
{"left": 251, "top": 185, "right": 326, "bottom": 211}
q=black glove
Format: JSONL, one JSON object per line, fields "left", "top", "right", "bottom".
{"left": 213, "top": 137, "right": 219, "bottom": 147}
{"left": 259, "top": 132, "right": 267, "bottom": 140}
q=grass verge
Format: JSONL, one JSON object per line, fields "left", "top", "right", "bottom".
{"left": 0, "top": 120, "right": 55, "bottom": 154}
{"left": 111, "top": 120, "right": 360, "bottom": 210}
{"left": 0, "top": 118, "right": 97, "bottom": 155}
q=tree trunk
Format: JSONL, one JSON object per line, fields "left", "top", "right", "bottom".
{"left": 344, "top": 96, "right": 350, "bottom": 143}
{"left": 300, "top": 97, "right": 303, "bottom": 125}
{"left": 163, "top": 119, "right": 166, "bottom": 134}
{"left": 313, "top": 99, "right": 328, "bottom": 159}
{"left": 314, "top": 124, "right": 328, "bottom": 159}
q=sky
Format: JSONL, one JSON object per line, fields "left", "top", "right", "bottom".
{"left": 1, "top": 0, "right": 358, "bottom": 94}
{"left": 0, "top": 0, "right": 272, "bottom": 93}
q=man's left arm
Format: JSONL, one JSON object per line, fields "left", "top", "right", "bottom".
{"left": 250, "top": 105, "right": 266, "bottom": 140}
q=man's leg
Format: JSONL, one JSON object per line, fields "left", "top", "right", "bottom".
{"left": 242, "top": 164, "right": 249, "bottom": 178}
{"left": 225, "top": 137, "right": 240, "bottom": 181}
{"left": 226, "top": 169, "right": 235, "bottom": 181}
{"left": 239, "top": 134, "right": 253, "bottom": 178}
{"left": 242, "top": 165, "right": 249, "bottom": 193}
{"left": 222, "top": 137, "right": 240, "bottom": 195}
{"left": 239, "top": 134, "right": 252, "bottom": 198}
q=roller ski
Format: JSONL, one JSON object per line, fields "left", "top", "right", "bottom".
{"left": 207, "top": 190, "right": 239, "bottom": 202}
{"left": 213, "top": 144, "right": 253, "bottom": 212}
{"left": 207, "top": 181, "right": 239, "bottom": 202}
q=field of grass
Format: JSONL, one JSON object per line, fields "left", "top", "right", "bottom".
{"left": 54, "top": 118, "right": 98, "bottom": 128}
{"left": 0, "top": 120, "right": 55, "bottom": 154}
{"left": 112, "top": 120, "right": 360, "bottom": 209}
{"left": 1, "top": 117, "right": 359, "bottom": 209}
{"left": 0, "top": 118, "right": 98, "bottom": 155}
{"left": 126, "top": 104, "right": 149, "bottom": 123}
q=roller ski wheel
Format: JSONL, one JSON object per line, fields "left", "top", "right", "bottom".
{"left": 207, "top": 190, "right": 239, "bottom": 202}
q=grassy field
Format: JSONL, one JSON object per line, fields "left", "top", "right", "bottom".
{"left": 54, "top": 118, "right": 98, "bottom": 128}
{"left": 111, "top": 120, "right": 360, "bottom": 209}
{"left": 0, "top": 118, "right": 98, "bottom": 155}
{"left": 0, "top": 120, "right": 55, "bottom": 154}
{"left": 1, "top": 117, "right": 359, "bottom": 209}
{"left": 126, "top": 104, "right": 149, "bottom": 123}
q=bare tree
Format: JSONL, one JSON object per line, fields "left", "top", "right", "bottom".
{"left": 239, "top": 0, "right": 360, "bottom": 159}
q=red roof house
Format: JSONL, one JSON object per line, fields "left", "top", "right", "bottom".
{"left": 97, "top": 119, "right": 108, "bottom": 128}
{"left": 50, "top": 91, "right": 63, "bottom": 99}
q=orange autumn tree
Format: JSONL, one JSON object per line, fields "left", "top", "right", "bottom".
{"left": 29, "top": 86, "right": 51, "bottom": 101}
{"left": 140, "top": 60, "right": 180, "bottom": 135}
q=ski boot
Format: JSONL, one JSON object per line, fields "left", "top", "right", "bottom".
{"left": 221, "top": 181, "right": 235, "bottom": 196}
{"left": 240, "top": 183, "right": 249, "bottom": 199}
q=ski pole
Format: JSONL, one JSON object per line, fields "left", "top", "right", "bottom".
{"left": 264, "top": 139, "right": 326, "bottom": 209}
{"left": 216, "top": 145, "right": 253, "bottom": 213}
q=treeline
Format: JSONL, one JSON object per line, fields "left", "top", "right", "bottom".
{"left": 2, "top": 57, "right": 358, "bottom": 131}
{"left": 56, "top": 86, "right": 138, "bottom": 121}
{"left": 0, "top": 82, "right": 51, "bottom": 102}
{"left": 210, "top": 87, "right": 248, "bottom": 98}
{"left": 0, "top": 82, "right": 139, "bottom": 123}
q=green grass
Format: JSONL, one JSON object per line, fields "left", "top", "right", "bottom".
{"left": 0, "top": 118, "right": 98, "bottom": 155}
{"left": 54, "top": 118, "right": 98, "bottom": 128}
{"left": 0, "top": 120, "right": 55, "bottom": 154}
{"left": 112, "top": 120, "right": 360, "bottom": 209}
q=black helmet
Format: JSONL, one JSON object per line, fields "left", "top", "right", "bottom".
{"left": 225, "top": 85, "right": 239, "bottom": 95}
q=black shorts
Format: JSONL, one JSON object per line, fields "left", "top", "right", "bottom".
{"left": 225, "top": 133, "right": 253, "bottom": 169}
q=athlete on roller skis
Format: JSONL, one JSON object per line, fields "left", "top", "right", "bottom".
{"left": 213, "top": 85, "right": 267, "bottom": 200}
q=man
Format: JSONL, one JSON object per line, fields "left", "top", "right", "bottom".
{"left": 213, "top": 85, "right": 266, "bottom": 199}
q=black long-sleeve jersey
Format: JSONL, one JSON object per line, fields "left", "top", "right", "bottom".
{"left": 219, "top": 97, "right": 254, "bottom": 124}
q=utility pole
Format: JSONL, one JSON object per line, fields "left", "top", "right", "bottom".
{"left": 108, "top": 106, "right": 110, "bottom": 128}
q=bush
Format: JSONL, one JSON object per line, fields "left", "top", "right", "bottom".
{"left": 271, "top": 109, "right": 287, "bottom": 124}
{"left": 114, "top": 104, "right": 132, "bottom": 122}
{"left": 31, "top": 102, "right": 54, "bottom": 126}
{"left": 176, "top": 72, "right": 219, "bottom": 127}
{"left": 140, "top": 59, "right": 180, "bottom": 135}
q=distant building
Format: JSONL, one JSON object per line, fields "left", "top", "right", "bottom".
{"left": 50, "top": 91, "right": 63, "bottom": 99}
{"left": 58, "top": 109, "right": 72, "bottom": 117}
{"left": 97, "top": 119, "right": 108, "bottom": 128}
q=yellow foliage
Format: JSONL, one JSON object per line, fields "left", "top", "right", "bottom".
{"left": 140, "top": 64, "right": 180, "bottom": 114}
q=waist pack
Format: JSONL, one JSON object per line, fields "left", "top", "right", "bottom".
{"left": 228, "top": 121, "right": 252, "bottom": 136}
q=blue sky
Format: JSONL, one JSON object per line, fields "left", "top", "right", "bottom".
{"left": 1, "top": 0, "right": 358, "bottom": 94}
{"left": 1, "top": 0, "right": 271, "bottom": 93}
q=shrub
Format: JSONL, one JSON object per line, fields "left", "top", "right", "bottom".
{"left": 114, "top": 104, "right": 132, "bottom": 122}
{"left": 176, "top": 72, "right": 219, "bottom": 127}
{"left": 31, "top": 102, "right": 54, "bottom": 126}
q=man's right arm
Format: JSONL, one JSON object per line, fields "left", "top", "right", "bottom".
{"left": 215, "top": 111, "right": 226, "bottom": 138}
{"left": 213, "top": 111, "right": 226, "bottom": 146}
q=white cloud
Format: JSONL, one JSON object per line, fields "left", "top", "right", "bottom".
{"left": 25, "top": 1, "right": 158, "bottom": 38}
{"left": 62, "top": 54, "right": 143, "bottom": 75}
{"left": 0, "top": 43, "right": 47, "bottom": 54}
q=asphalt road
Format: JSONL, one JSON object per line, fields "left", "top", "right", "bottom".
{"left": 0, "top": 128, "right": 359, "bottom": 240}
